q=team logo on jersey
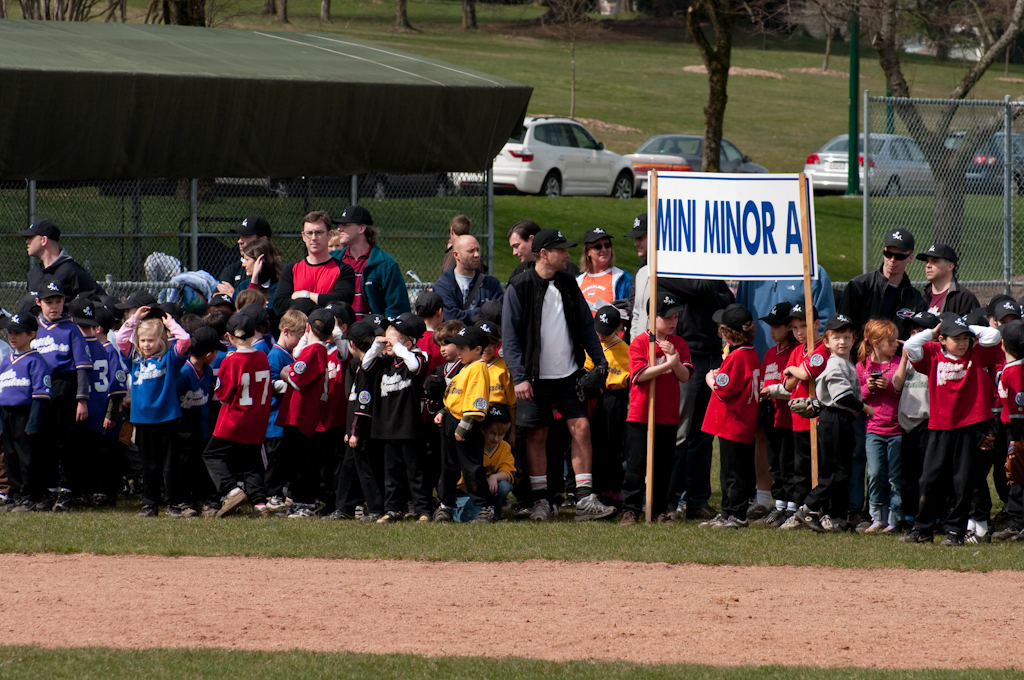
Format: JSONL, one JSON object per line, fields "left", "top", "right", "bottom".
{"left": 115, "top": 369, "right": 126, "bottom": 384}
{"left": 473, "top": 398, "right": 487, "bottom": 410}
{"left": 715, "top": 372, "right": 730, "bottom": 387}
{"left": 215, "top": 378, "right": 221, "bottom": 390}
{"left": 358, "top": 390, "right": 371, "bottom": 404}
{"left": 809, "top": 354, "right": 825, "bottom": 367}
{"left": 1016, "top": 393, "right": 1024, "bottom": 406}
{"left": 896, "top": 308, "right": 915, "bottom": 319}
{"left": 294, "top": 361, "right": 307, "bottom": 374}
{"left": 43, "top": 375, "right": 51, "bottom": 388}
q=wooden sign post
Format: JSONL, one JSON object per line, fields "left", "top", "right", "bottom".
{"left": 797, "top": 172, "right": 818, "bottom": 487}
{"left": 645, "top": 170, "right": 659, "bottom": 524}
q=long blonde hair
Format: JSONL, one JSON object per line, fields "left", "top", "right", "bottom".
{"left": 134, "top": 318, "right": 169, "bottom": 360}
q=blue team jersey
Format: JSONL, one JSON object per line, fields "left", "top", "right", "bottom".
{"left": 177, "top": 359, "right": 213, "bottom": 440}
{"left": 82, "top": 338, "right": 127, "bottom": 433}
{"left": 253, "top": 335, "right": 274, "bottom": 356}
{"left": 266, "top": 343, "right": 294, "bottom": 439}
{"left": 128, "top": 346, "right": 189, "bottom": 424}
{"left": 33, "top": 315, "right": 93, "bottom": 375}
{"left": 0, "top": 350, "right": 52, "bottom": 407}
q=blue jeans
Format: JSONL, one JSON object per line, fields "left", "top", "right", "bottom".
{"left": 454, "top": 480, "right": 512, "bottom": 522}
{"left": 865, "top": 432, "right": 903, "bottom": 526}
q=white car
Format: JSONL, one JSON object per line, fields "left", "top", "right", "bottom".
{"left": 483, "top": 117, "right": 636, "bottom": 198}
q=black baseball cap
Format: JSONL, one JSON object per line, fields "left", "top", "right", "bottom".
{"left": 474, "top": 319, "right": 501, "bottom": 342}
{"left": 18, "top": 219, "right": 60, "bottom": 240}
{"left": 67, "top": 297, "right": 100, "bottom": 327}
{"left": 308, "top": 307, "right": 336, "bottom": 336}
{"left": 0, "top": 312, "right": 38, "bottom": 333}
{"left": 583, "top": 228, "right": 613, "bottom": 244}
{"left": 883, "top": 228, "right": 915, "bottom": 252}
{"left": 366, "top": 313, "right": 390, "bottom": 331}
{"left": 288, "top": 298, "right": 319, "bottom": 316}
{"left": 115, "top": 290, "right": 158, "bottom": 310}
{"left": 532, "top": 229, "right": 576, "bottom": 252}
{"left": 449, "top": 326, "right": 488, "bottom": 350}
{"left": 822, "top": 313, "right": 857, "bottom": 333}
{"left": 191, "top": 325, "right": 228, "bottom": 355}
{"left": 414, "top": 290, "right": 444, "bottom": 318}
{"left": 343, "top": 320, "right": 379, "bottom": 345}
{"left": 97, "top": 295, "right": 124, "bottom": 321}
{"left": 712, "top": 303, "right": 753, "bottom": 331}
{"left": 760, "top": 301, "right": 794, "bottom": 326}
{"left": 963, "top": 306, "right": 990, "bottom": 329}
{"left": 227, "top": 313, "right": 255, "bottom": 340}
{"left": 989, "top": 295, "right": 1021, "bottom": 320}
{"left": 392, "top": 312, "right": 426, "bottom": 340}
{"left": 94, "top": 304, "right": 117, "bottom": 331}
{"left": 482, "top": 402, "right": 511, "bottom": 425}
{"left": 333, "top": 205, "right": 374, "bottom": 227}
{"left": 593, "top": 305, "right": 622, "bottom": 335}
{"left": 784, "top": 302, "right": 819, "bottom": 322}
{"left": 916, "top": 243, "right": 958, "bottom": 265}
{"left": 625, "top": 213, "right": 647, "bottom": 239}
{"left": 903, "top": 310, "right": 940, "bottom": 331}
{"left": 472, "top": 299, "right": 503, "bottom": 325}
{"left": 35, "top": 277, "right": 66, "bottom": 299}
{"left": 238, "top": 303, "right": 269, "bottom": 328}
{"left": 209, "top": 293, "right": 234, "bottom": 308}
{"left": 656, "top": 294, "right": 686, "bottom": 318}
{"left": 231, "top": 216, "right": 272, "bottom": 238}
{"left": 1000, "top": 321, "right": 1024, "bottom": 358}
{"left": 938, "top": 315, "right": 972, "bottom": 337}
{"left": 158, "top": 301, "right": 183, "bottom": 320}
{"left": 324, "top": 302, "right": 353, "bottom": 328}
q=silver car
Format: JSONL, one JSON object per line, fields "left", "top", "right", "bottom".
{"left": 804, "top": 133, "right": 934, "bottom": 196}
{"left": 624, "top": 134, "right": 768, "bottom": 193}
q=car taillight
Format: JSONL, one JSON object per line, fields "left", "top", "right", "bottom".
{"left": 631, "top": 163, "right": 693, "bottom": 173}
{"left": 509, "top": 150, "right": 534, "bottom": 162}
{"left": 858, "top": 155, "right": 875, "bottom": 168}
{"left": 806, "top": 154, "right": 820, "bottom": 165}
{"left": 973, "top": 155, "right": 998, "bottom": 166}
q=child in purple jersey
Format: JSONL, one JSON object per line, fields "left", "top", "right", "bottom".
{"left": 178, "top": 326, "right": 225, "bottom": 517}
{"left": 92, "top": 302, "right": 129, "bottom": 506}
{"left": 32, "top": 278, "right": 93, "bottom": 511}
{"left": 0, "top": 313, "right": 51, "bottom": 511}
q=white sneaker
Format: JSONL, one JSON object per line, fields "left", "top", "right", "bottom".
{"left": 529, "top": 499, "right": 554, "bottom": 522}
{"left": 780, "top": 513, "right": 805, "bottom": 530}
{"left": 574, "top": 493, "right": 616, "bottom": 521}
{"left": 215, "top": 487, "right": 248, "bottom": 518}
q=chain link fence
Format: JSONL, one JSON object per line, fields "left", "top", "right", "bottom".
{"left": 864, "top": 94, "right": 1024, "bottom": 300}
{"left": 0, "top": 173, "right": 491, "bottom": 310}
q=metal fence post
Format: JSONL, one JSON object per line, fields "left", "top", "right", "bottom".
{"left": 27, "top": 179, "right": 36, "bottom": 226}
{"left": 863, "top": 90, "right": 870, "bottom": 275}
{"left": 486, "top": 165, "right": 494, "bottom": 275}
{"left": 1005, "top": 95, "right": 1013, "bottom": 295}
{"left": 190, "top": 178, "right": 199, "bottom": 272}
{"left": 350, "top": 175, "right": 358, "bottom": 206}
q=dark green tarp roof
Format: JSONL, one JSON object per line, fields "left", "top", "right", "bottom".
{"left": 0, "top": 22, "right": 532, "bottom": 180}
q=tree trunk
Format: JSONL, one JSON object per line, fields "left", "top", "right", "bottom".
{"left": 686, "top": 0, "right": 734, "bottom": 173}
{"left": 931, "top": 172, "right": 967, "bottom": 251}
{"left": 320, "top": 0, "right": 329, "bottom": 22}
{"left": 276, "top": 0, "right": 287, "bottom": 23}
{"left": 261, "top": 0, "right": 275, "bottom": 16}
{"left": 822, "top": 33, "right": 831, "bottom": 71}
{"left": 461, "top": 0, "right": 476, "bottom": 29}
{"left": 396, "top": 0, "right": 413, "bottom": 30}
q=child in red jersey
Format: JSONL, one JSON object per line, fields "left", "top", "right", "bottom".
{"left": 619, "top": 295, "right": 693, "bottom": 525}
{"left": 700, "top": 304, "right": 761, "bottom": 529}
{"left": 757, "top": 302, "right": 798, "bottom": 526}
{"left": 901, "top": 314, "right": 1003, "bottom": 546}
{"left": 994, "top": 321, "right": 1024, "bottom": 541}
{"left": 203, "top": 313, "right": 273, "bottom": 518}
{"left": 780, "top": 303, "right": 828, "bottom": 529}
{"left": 276, "top": 308, "right": 334, "bottom": 518}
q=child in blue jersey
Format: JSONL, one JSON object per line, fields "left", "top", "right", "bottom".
{"left": 238, "top": 301, "right": 275, "bottom": 356}
{"left": 264, "top": 309, "right": 305, "bottom": 511}
{"left": 68, "top": 298, "right": 127, "bottom": 507}
{"left": 0, "top": 313, "right": 52, "bottom": 512}
{"left": 203, "top": 309, "right": 232, "bottom": 425}
{"left": 178, "top": 326, "right": 225, "bottom": 517}
{"left": 116, "top": 305, "right": 192, "bottom": 517}
{"left": 92, "top": 302, "right": 130, "bottom": 506}
{"left": 32, "top": 277, "right": 93, "bottom": 511}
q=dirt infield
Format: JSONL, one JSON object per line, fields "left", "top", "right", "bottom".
{"left": 1, "top": 553, "right": 1020, "bottom": 669}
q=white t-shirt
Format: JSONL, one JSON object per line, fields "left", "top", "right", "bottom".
{"left": 538, "top": 281, "right": 578, "bottom": 379}
{"left": 455, "top": 271, "right": 474, "bottom": 302}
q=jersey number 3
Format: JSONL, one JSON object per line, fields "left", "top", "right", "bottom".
{"left": 238, "top": 370, "right": 271, "bottom": 406}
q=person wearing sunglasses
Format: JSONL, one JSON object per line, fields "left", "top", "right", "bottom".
{"left": 837, "top": 228, "right": 925, "bottom": 341}
{"left": 575, "top": 228, "right": 632, "bottom": 315}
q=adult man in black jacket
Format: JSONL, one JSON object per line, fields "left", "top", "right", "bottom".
{"left": 502, "top": 229, "right": 615, "bottom": 523}
{"left": 838, "top": 228, "right": 925, "bottom": 338}
{"left": 917, "top": 243, "right": 980, "bottom": 316}
{"left": 21, "top": 220, "right": 105, "bottom": 300}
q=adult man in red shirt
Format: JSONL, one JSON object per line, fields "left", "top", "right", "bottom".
{"left": 272, "top": 211, "right": 355, "bottom": 318}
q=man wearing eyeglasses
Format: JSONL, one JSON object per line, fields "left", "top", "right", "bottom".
{"left": 837, "top": 228, "right": 925, "bottom": 340}
{"left": 272, "top": 210, "right": 356, "bottom": 318}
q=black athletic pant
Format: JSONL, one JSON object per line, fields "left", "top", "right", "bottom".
{"left": 792, "top": 430, "right": 813, "bottom": 507}
{"left": 765, "top": 423, "right": 794, "bottom": 504}
{"left": 264, "top": 436, "right": 287, "bottom": 499}
{"left": 135, "top": 420, "right": 182, "bottom": 508}
{"left": 203, "top": 436, "right": 267, "bottom": 506}
{"left": 41, "top": 373, "right": 81, "bottom": 494}
{"left": 2, "top": 405, "right": 39, "bottom": 501}
{"left": 383, "top": 438, "right": 433, "bottom": 516}
{"left": 915, "top": 421, "right": 989, "bottom": 538}
{"left": 591, "top": 389, "right": 628, "bottom": 496}
{"left": 900, "top": 423, "right": 928, "bottom": 521}
{"left": 1004, "top": 483, "right": 1024, "bottom": 529}
{"left": 316, "top": 429, "right": 341, "bottom": 510}
{"left": 422, "top": 418, "right": 442, "bottom": 498}
{"left": 622, "top": 422, "right": 675, "bottom": 516}
{"left": 335, "top": 438, "right": 384, "bottom": 515}
{"left": 284, "top": 426, "right": 318, "bottom": 505}
{"left": 179, "top": 418, "right": 217, "bottom": 506}
{"left": 970, "top": 418, "right": 1007, "bottom": 522}
{"left": 805, "top": 408, "right": 854, "bottom": 519}
{"left": 719, "top": 436, "right": 756, "bottom": 520}
{"left": 438, "top": 413, "right": 492, "bottom": 510}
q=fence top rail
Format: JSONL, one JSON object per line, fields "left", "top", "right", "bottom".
{"left": 868, "top": 96, "right": 1022, "bottom": 107}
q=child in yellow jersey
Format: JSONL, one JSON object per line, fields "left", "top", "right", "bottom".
{"left": 476, "top": 319, "right": 517, "bottom": 440}
{"left": 583, "top": 305, "right": 630, "bottom": 499}
{"left": 454, "top": 404, "right": 516, "bottom": 521}
{"left": 434, "top": 326, "right": 496, "bottom": 523}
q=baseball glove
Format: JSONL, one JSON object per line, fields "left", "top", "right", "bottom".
{"left": 788, "top": 397, "right": 823, "bottom": 418}
{"left": 576, "top": 365, "right": 608, "bottom": 402}
{"left": 1006, "top": 441, "right": 1024, "bottom": 486}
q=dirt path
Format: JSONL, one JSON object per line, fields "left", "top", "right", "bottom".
{"left": 2, "top": 554, "right": 1021, "bottom": 669}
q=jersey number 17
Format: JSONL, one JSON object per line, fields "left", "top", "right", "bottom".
{"left": 238, "top": 370, "right": 271, "bottom": 406}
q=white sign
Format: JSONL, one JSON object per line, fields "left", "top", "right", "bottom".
{"left": 648, "top": 172, "right": 817, "bottom": 280}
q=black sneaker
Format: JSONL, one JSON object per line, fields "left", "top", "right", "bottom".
{"left": 137, "top": 505, "right": 158, "bottom": 518}
{"left": 10, "top": 499, "right": 33, "bottom": 513}
{"left": 992, "top": 526, "right": 1022, "bottom": 542}
{"left": 795, "top": 506, "right": 825, "bottom": 533}
{"left": 899, "top": 528, "right": 934, "bottom": 544}
{"left": 759, "top": 507, "right": 787, "bottom": 526}
{"left": 965, "top": 529, "right": 991, "bottom": 544}
{"left": 165, "top": 504, "right": 183, "bottom": 518}
{"left": 433, "top": 506, "right": 454, "bottom": 522}
{"left": 52, "top": 490, "right": 74, "bottom": 513}
{"left": 939, "top": 531, "right": 965, "bottom": 547}
{"left": 471, "top": 507, "right": 497, "bottom": 524}
{"left": 322, "top": 509, "right": 355, "bottom": 521}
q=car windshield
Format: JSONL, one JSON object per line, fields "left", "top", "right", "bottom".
{"left": 637, "top": 136, "right": 701, "bottom": 155}
{"left": 822, "top": 137, "right": 883, "bottom": 154}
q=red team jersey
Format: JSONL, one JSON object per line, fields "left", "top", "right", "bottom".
{"left": 317, "top": 345, "right": 349, "bottom": 432}
{"left": 213, "top": 348, "right": 273, "bottom": 445}
{"left": 912, "top": 341, "right": 1003, "bottom": 430}
{"left": 277, "top": 341, "right": 330, "bottom": 437}
{"left": 999, "top": 359, "right": 1024, "bottom": 426}
{"left": 761, "top": 343, "right": 797, "bottom": 429}
{"left": 417, "top": 330, "right": 445, "bottom": 375}
{"left": 787, "top": 339, "right": 830, "bottom": 432}
{"left": 702, "top": 345, "right": 761, "bottom": 444}
{"left": 627, "top": 332, "right": 693, "bottom": 425}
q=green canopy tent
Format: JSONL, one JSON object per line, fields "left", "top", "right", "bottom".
{"left": 0, "top": 22, "right": 533, "bottom": 180}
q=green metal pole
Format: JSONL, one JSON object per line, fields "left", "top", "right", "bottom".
{"left": 846, "top": 4, "right": 860, "bottom": 196}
